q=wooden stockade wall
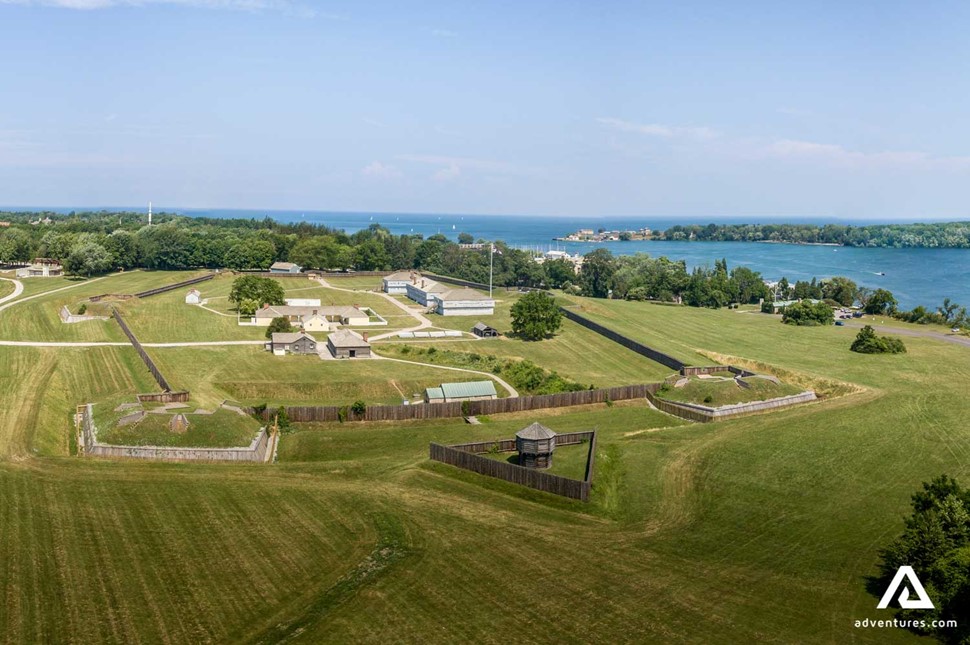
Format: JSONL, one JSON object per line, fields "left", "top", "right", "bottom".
{"left": 111, "top": 308, "right": 173, "bottom": 392}
{"left": 262, "top": 384, "right": 652, "bottom": 423}
{"left": 429, "top": 434, "right": 596, "bottom": 502}
{"left": 447, "top": 431, "right": 595, "bottom": 455}
{"left": 680, "top": 365, "right": 756, "bottom": 377}
{"left": 559, "top": 307, "right": 686, "bottom": 371}
{"left": 137, "top": 391, "right": 190, "bottom": 404}
{"left": 133, "top": 273, "right": 214, "bottom": 299}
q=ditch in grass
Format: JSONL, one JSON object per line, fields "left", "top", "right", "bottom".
{"left": 95, "top": 408, "right": 262, "bottom": 448}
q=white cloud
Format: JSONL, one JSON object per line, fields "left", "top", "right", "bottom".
{"left": 755, "top": 138, "right": 970, "bottom": 170}
{"left": 361, "top": 161, "right": 402, "bottom": 179}
{"left": 432, "top": 162, "right": 461, "bottom": 182}
{"left": 596, "top": 117, "right": 718, "bottom": 140}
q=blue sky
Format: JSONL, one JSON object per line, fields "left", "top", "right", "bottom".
{"left": 1, "top": 0, "right": 969, "bottom": 219}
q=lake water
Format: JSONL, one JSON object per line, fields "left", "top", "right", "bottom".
{"left": 15, "top": 207, "right": 970, "bottom": 310}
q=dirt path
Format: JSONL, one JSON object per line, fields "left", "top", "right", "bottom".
{"left": 0, "top": 275, "right": 114, "bottom": 316}
{"left": 372, "top": 354, "right": 519, "bottom": 397}
{"left": 0, "top": 340, "right": 265, "bottom": 348}
{"left": 312, "top": 277, "right": 433, "bottom": 340}
{"left": 0, "top": 277, "right": 25, "bottom": 306}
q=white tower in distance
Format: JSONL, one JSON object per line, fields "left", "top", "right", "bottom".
{"left": 148, "top": 201, "right": 153, "bottom": 226}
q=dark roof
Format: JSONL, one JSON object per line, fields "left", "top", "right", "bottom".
{"left": 472, "top": 322, "right": 496, "bottom": 332}
{"left": 516, "top": 422, "right": 556, "bottom": 440}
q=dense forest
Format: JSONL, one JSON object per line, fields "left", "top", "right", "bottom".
{"left": 656, "top": 221, "right": 970, "bottom": 248}
{"left": 0, "top": 210, "right": 964, "bottom": 325}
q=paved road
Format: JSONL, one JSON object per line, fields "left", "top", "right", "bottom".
{"left": 0, "top": 277, "right": 24, "bottom": 307}
{"left": 0, "top": 340, "right": 266, "bottom": 348}
{"left": 840, "top": 321, "right": 970, "bottom": 348}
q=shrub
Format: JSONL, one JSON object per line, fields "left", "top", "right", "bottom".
{"left": 850, "top": 325, "right": 907, "bottom": 354}
{"left": 351, "top": 400, "right": 367, "bottom": 416}
{"left": 265, "top": 316, "right": 295, "bottom": 339}
{"left": 461, "top": 401, "right": 471, "bottom": 416}
{"left": 703, "top": 395, "right": 714, "bottom": 404}
{"left": 782, "top": 300, "right": 834, "bottom": 326}
{"left": 77, "top": 303, "right": 87, "bottom": 315}
{"left": 275, "top": 405, "right": 291, "bottom": 432}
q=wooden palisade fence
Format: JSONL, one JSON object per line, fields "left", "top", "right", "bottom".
{"left": 111, "top": 308, "right": 173, "bottom": 392}
{"left": 429, "top": 430, "right": 596, "bottom": 502}
{"left": 260, "top": 384, "right": 651, "bottom": 423}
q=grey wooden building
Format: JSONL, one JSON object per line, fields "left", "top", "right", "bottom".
{"left": 472, "top": 322, "right": 499, "bottom": 338}
{"left": 327, "top": 329, "right": 371, "bottom": 359}
{"left": 516, "top": 422, "right": 557, "bottom": 469}
{"left": 266, "top": 332, "right": 318, "bottom": 355}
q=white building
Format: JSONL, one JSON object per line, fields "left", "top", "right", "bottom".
{"left": 405, "top": 276, "right": 450, "bottom": 307}
{"left": 382, "top": 271, "right": 413, "bottom": 294}
{"left": 285, "top": 298, "right": 321, "bottom": 307}
{"left": 185, "top": 289, "right": 203, "bottom": 305}
{"left": 435, "top": 288, "right": 495, "bottom": 316}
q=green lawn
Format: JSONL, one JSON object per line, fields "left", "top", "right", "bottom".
{"left": 0, "top": 270, "right": 210, "bottom": 342}
{"left": 323, "top": 275, "right": 388, "bottom": 291}
{"left": 482, "top": 441, "right": 590, "bottom": 481}
{"left": 0, "top": 279, "right": 13, "bottom": 300}
{"left": 118, "top": 273, "right": 410, "bottom": 342}
{"left": 2, "top": 286, "right": 968, "bottom": 642}
{"left": 657, "top": 374, "right": 804, "bottom": 406}
{"left": 96, "top": 408, "right": 262, "bottom": 448}
{"left": 144, "top": 345, "right": 512, "bottom": 408}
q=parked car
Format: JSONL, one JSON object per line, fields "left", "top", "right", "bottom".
{"left": 952, "top": 327, "right": 961, "bottom": 333}
{"left": 835, "top": 321, "right": 845, "bottom": 326}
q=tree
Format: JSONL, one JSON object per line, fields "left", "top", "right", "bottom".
{"left": 579, "top": 248, "right": 616, "bottom": 298}
{"left": 822, "top": 276, "right": 859, "bottom": 306}
{"left": 457, "top": 232, "right": 474, "bottom": 245}
{"left": 289, "top": 236, "right": 352, "bottom": 270}
{"left": 877, "top": 475, "right": 970, "bottom": 643}
{"left": 542, "top": 258, "right": 576, "bottom": 289}
{"left": 104, "top": 230, "right": 140, "bottom": 269}
{"left": 224, "top": 239, "right": 275, "bottom": 270}
{"left": 0, "top": 229, "right": 33, "bottom": 264}
{"left": 782, "top": 300, "right": 834, "bottom": 326}
{"left": 265, "top": 316, "right": 295, "bottom": 339}
{"left": 850, "top": 325, "right": 906, "bottom": 354}
{"left": 510, "top": 291, "right": 563, "bottom": 340}
{"left": 865, "top": 289, "right": 898, "bottom": 315}
{"left": 63, "top": 241, "right": 113, "bottom": 277}
{"left": 229, "top": 275, "right": 286, "bottom": 310}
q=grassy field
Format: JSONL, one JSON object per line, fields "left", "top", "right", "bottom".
{"left": 2, "top": 282, "right": 969, "bottom": 642}
{"left": 118, "top": 273, "right": 411, "bottom": 343}
{"left": 657, "top": 374, "right": 804, "bottom": 406}
{"left": 96, "top": 408, "right": 262, "bottom": 448}
{"left": 323, "top": 275, "right": 388, "bottom": 291}
{"left": 0, "top": 270, "right": 210, "bottom": 342}
{"left": 0, "top": 279, "right": 13, "bottom": 300}
{"left": 482, "top": 441, "right": 590, "bottom": 481}
{"left": 144, "top": 345, "right": 511, "bottom": 407}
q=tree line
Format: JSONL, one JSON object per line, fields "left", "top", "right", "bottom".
{"left": 656, "top": 221, "right": 970, "bottom": 248}
{"left": 1, "top": 210, "right": 965, "bottom": 325}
